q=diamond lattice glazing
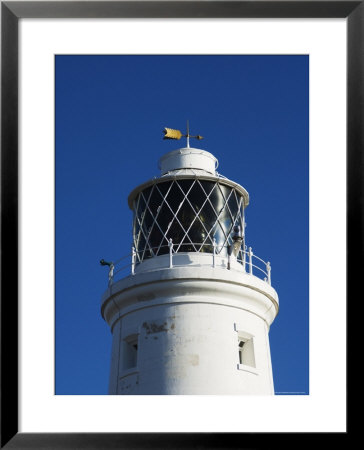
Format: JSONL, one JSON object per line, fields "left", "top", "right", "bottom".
{"left": 132, "top": 179, "right": 245, "bottom": 263}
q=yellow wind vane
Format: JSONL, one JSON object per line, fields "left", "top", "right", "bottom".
{"left": 163, "top": 128, "right": 184, "bottom": 140}
{"left": 163, "top": 121, "right": 203, "bottom": 147}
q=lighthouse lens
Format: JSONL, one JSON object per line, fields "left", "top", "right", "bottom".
{"left": 133, "top": 179, "right": 244, "bottom": 262}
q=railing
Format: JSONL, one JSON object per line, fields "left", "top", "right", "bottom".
{"left": 101, "top": 240, "right": 272, "bottom": 287}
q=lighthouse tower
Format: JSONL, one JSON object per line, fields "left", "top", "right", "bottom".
{"left": 101, "top": 127, "right": 279, "bottom": 395}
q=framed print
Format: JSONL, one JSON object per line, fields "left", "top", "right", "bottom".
{"left": 1, "top": 0, "right": 356, "bottom": 447}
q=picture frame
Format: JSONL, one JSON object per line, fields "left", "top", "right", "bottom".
{"left": 1, "top": 1, "right": 355, "bottom": 447}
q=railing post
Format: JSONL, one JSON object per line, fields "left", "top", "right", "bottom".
{"left": 212, "top": 238, "right": 216, "bottom": 268}
{"left": 108, "top": 263, "right": 114, "bottom": 287}
{"left": 248, "top": 247, "right": 253, "bottom": 275}
{"left": 131, "top": 246, "right": 136, "bottom": 275}
{"left": 227, "top": 245, "right": 231, "bottom": 270}
{"left": 168, "top": 238, "right": 173, "bottom": 268}
{"left": 267, "top": 261, "right": 271, "bottom": 285}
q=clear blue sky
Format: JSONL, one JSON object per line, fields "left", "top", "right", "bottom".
{"left": 55, "top": 55, "right": 309, "bottom": 395}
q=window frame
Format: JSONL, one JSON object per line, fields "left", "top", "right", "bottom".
{"left": 234, "top": 325, "right": 259, "bottom": 375}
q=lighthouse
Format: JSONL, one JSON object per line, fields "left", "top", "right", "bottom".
{"left": 100, "top": 126, "right": 279, "bottom": 395}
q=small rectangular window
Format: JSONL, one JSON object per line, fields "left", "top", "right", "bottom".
{"left": 123, "top": 334, "right": 139, "bottom": 370}
{"left": 238, "top": 336, "right": 256, "bottom": 368}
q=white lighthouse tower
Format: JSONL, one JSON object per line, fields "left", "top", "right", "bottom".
{"left": 101, "top": 127, "right": 279, "bottom": 395}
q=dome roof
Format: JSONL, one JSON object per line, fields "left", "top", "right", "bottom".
{"left": 158, "top": 147, "right": 218, "bottom": 176}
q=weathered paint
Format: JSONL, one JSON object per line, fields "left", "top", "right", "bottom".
{"left": 102, "top": 262, "right": 278, "bottom": 395}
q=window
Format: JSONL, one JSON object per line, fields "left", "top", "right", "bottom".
{"left": 133, "top": 179, "right": 245, "bottom": 262}
{"left": 123, "top": 334, "right": 139, "bottom": 370}
{"left": 237, "top": 336, "right": 256, "bottom": 368}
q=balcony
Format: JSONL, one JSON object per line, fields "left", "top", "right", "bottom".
{"left": 101, "top": 241, "right": 272, "bottom": 288}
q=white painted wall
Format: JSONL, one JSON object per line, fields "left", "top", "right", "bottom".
{"left": 102, "top": 263, "right": 278, "bottom": 395}
{"left": 159, "top": 147, "right": 217, "bottom": 175}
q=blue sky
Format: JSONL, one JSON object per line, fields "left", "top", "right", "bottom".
{"left": 55, "top": 55, "right": 309, "bottom": 395}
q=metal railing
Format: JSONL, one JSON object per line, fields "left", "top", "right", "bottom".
{"left": 101, "top": 240, "right": 272, "bottom": 287}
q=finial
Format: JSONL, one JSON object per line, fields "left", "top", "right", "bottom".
{"left": 163, "top": 122, "right": 203, "bottom": 147}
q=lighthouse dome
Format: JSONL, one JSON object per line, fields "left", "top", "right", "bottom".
{"left": 158, "top": 147, "right": 218, "bottom": 175}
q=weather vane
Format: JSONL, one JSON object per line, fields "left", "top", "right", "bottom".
{"left": 163, "top": 121, "right": 203, "bottom": 148}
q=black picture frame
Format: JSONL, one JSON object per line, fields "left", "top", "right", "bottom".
{"left": 1, "top": 1, "right": 355, "bottom": 448}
